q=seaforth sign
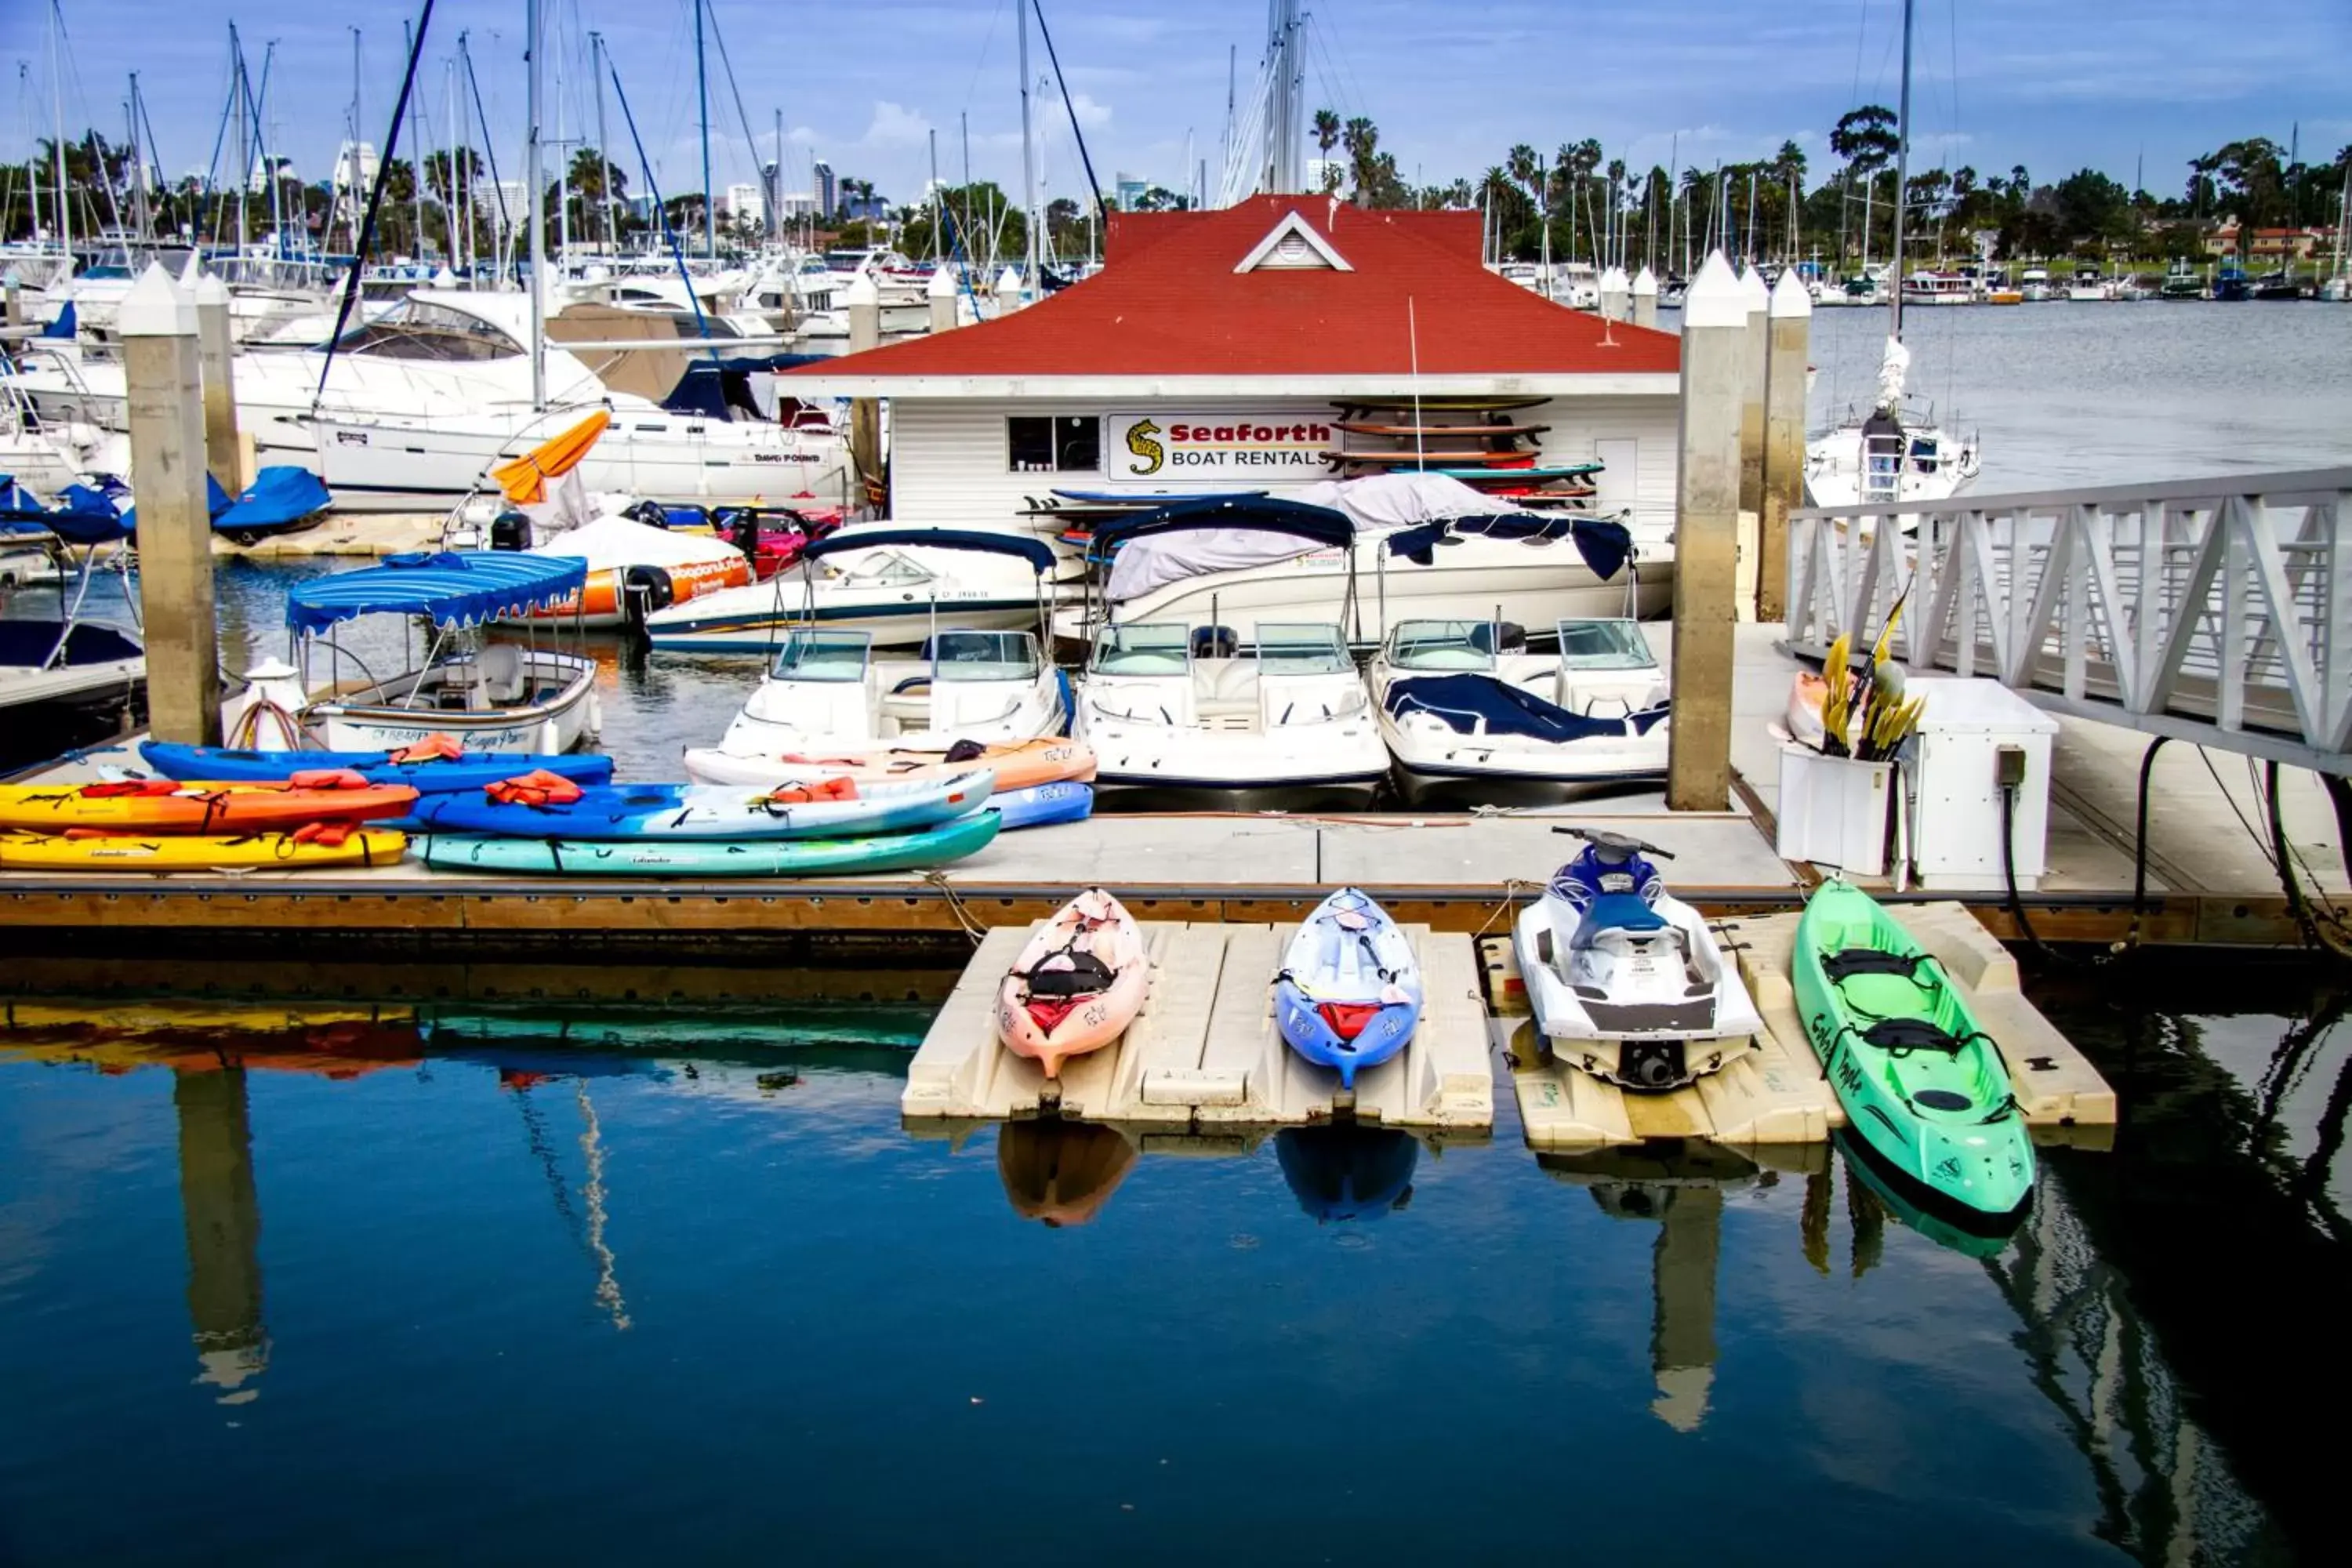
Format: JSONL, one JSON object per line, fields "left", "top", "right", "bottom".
{"left": 1109, "top": 413, "right": 1333, "bottom": 481}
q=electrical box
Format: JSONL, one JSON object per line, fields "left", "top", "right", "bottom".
{"left": 1904, "top": 677, "right": 2060, "bottom": 891}
{"left": 1776, "top": 747, "right": 1895, "bottom": 876}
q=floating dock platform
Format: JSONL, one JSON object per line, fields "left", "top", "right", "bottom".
{"left": 902, "top": 920, "right": 1493, "bottom": 1131}
{"left": 1494, "top": 900, "right": 2117, "bottom": 1151}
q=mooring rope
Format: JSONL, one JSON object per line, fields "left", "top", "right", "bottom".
{"left": 921, "top": 869, "right": 987, "bottom": 946}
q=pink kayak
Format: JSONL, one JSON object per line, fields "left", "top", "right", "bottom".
{"left": 993, "top": 888, "right": 1150, "bottom": 1077}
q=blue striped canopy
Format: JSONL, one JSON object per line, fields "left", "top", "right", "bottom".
{"left": 285, "top": 551, "right": 588, "bottom": 633}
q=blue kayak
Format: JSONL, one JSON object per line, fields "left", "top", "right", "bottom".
{"left": 406, "top": 769, "right": 994, "bottom": 841}
{"left": 140, "top": 741, "right": 615, "bottom": 794}
{"left": 417, "top": 810, "right": 1001, "bottom": 877}
{"left": 993, "top": 781, "right": 1093, "bottom": 832}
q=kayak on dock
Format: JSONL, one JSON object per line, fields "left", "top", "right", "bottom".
{"left": 140, "top": 741, "right": 617, "bottom": 793}
{"left": 995, "top": 888, "right": 1150, "bottom": 1078}
{"left": 0, "top": 779, "right": 417, "bottom": 835}
{"left": 405, "top": 770, "right": 993, "bottom": 841}
{"left": 1275, "top": 888, "right": 1421, "bottom": 1091}
{"left": 415, "top": 809, "right": 1001, "bottom": 877}
{"left": 991, "top": 781, "right": 1094, "bottom": 832}
{"left": 1791, "top": 878, "right": 2035, "bottom": 1225}
{"left": 0, "top": 828, "right": 408, "bottom": 871}
{"left": 683, "top": 737, "right": 1094, "bottom": 793}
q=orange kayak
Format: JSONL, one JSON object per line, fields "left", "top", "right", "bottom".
{"left": 683, "top": 737, "right": 1096, "bottom": 793}
{"left": 0, "top": 780, "right": 419, "bottom": 835}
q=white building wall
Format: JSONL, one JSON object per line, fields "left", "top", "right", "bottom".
{"left": 887, "top": 394, "right": 1679, "bottom": 550}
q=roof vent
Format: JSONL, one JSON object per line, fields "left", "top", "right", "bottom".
{"left": 1234, "top": 210, "right": 1353, "bottom": 274}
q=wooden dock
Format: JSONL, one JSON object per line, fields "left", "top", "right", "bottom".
{"left": 1492, "top": 900, "right": 2117, "bottom": 1151}
{"left": 902, "top": 920, "right": 1494, "bottom": 1131}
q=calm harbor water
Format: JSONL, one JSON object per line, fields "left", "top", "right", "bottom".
{"left": 0, "top": 960, "right": 2341, "bottom": 1565}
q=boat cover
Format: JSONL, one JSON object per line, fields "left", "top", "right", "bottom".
{"left": 1384, "top": 513, "right": 1633, "bottom": 581}
{"left": 1100, "top": 497, "right": 1356, "bottom": 602}
{"left": 801, "top": 527, "right": 1056, "bottom": 573}
{"left": 285, "top": 551, "right": 589, "bottom": 632}
{"left": 526, "top": 511, "right": 747, "bottom": 571}
{"left": 1290, "top": 472, "right": 1498, "bottom": 527}
{"left": 209, "top": 467, "right": 333, "bottom": 537}
{"left": 0, "top": 474, "right": 133, "bottom": 545}
{"left": 1383, "top": 673, "right": 1669, "bottom": 742}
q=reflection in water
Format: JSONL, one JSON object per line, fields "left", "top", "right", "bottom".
{"left": 1274, "top": 1123, "right": 1418, "bottom": 1222}
{"left": 1831, "top": 1128, "right": 2024, "bottom": 1261}
{"left": 996, "top": 1120, "right": 1138, "bottom": 1227}
{"left": 573, "top": 1083, "right": 633, "bottom": 1331}
{"left": 172, "top": 1067, "right": 268, "bottom": 1404}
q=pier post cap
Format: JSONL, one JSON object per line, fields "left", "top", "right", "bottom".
{"left": 1737, "top": 263, "right": 1771, "bottom": 313}
{"left": 1769, "top": 267, "right": 1813, "bottom": 319}
{"left": 1600, "top": 264, "right": 1628, "bottom": 289}
{"left": 191, "top": 272, "right": 232, "bottom": 309}
{"left": 177, "top": 251, "right": 205, "bottom": 285}
{"left": 927, "top": 265, "right": 957, "bottom": 299}
{"left": 433, "top": 266, "right": 458, "bottom": 287}
{"left": 995, "top": 264, "right": 1025, "bottom": 297}
{"left": 118, "top": 262, "right": 197, "bottom": 339}
{"left": 1682, "top": 252, "right": 1747, "bottom": 329}
{"left": 841, "top": 270, "right": 880, "bottom": 307}
{"left": 1631, "top": 266, "right": 1658, "bottom": 296}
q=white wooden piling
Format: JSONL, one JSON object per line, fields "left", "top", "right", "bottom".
{"left": 1599, "top": 264, "right": 1629, "bottom": 321}
{"left": 119, "top": 263, "right": 222, "bottom": 746}
{"left": 927, "top": 264, "right": 958, "bottom": 335}
{"left": 844, "top": 270, "right": 883, "bottom": 505}
{"left": 191, "top": 272, "right": 245, "bottom": 490}
{"left": 1736, "top": 264, "right": 1770, "bottom": 520}
{"left": 2, "top": 271, "right": 20, "bottom": 328}
{"left": 1631, "top": 265, "right": 1658, "bottom": 330}
{"left": 1759, "top": 267, "right": 1812, "bottom": 622}
{"left": 1668, "top": 252, "right": 1744, "bottom": 812}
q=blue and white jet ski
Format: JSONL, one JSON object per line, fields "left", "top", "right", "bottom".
{"left": 1512, "top": 827, "right": 1762, "bottom": 1090}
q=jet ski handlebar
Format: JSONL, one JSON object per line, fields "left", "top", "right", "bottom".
{"left": 1550, "top": 825, "right": 1675, "bottom": 860}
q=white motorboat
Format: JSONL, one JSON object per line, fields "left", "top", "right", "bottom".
{"left": 276, "top": 552, "right": 601, "bottom": 753}
{"left": 1512, "top": 827, "right": 1763, "bottom": 1090}
{"left": 2018, "top": 267, "right": 2053, "bottom": 302}
{"left": 1056, "top": 485, "right": 1664, "bottom": 652}
{"left": 2066, "top": 267, "right": 2114, "bottom": 303}
{"left": 1072, "top": 620, "right": 1389, "bottom": 804}
{"left": 0, "top": 508, "right": 143, "bottom": 717}
{"left": 683, "top": 626, "right": 1065, "bottom": 782}
{"left": 1369, "top": 617, "right": 1671, "bottom": 803}
{"left": 1897, "top": 270, "right": 1974, "bottom": 306}
{"left": 644, "top": 527, "right": 1060, "bottom": 653}
{"left": 521, "top": 510, "right": 760, "bottom": 630}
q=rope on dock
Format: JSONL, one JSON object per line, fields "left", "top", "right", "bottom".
{"left": 1470, "top": 878, "right": 1533, "bottom": 941}
{"left": 922, "top": 869, "right": 987, "bottom": 946}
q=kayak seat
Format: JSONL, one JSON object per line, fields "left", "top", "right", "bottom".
{"left": 1823, "top": 946, "right": 1931, "bottom": 984}
{"left": 1572, "top": 892, "right": 1667, "bottom": 946}
{"left": 1858, "top": 1017, "right": 1967, "bottom": 1056}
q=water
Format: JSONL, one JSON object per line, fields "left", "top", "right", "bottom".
{"left": 0, "top": 963, "right": 2341, "bottom": 1566}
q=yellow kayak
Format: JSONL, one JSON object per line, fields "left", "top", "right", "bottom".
{"left": 0, "top": 829, "right": 409, "bottom": 872}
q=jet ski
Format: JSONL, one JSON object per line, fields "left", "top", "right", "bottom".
{"left": 1512, "top": 827, "right": 1763, "bottom": 1090}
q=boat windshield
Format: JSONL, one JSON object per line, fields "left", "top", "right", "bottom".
{"left": 1385, "top": 620, "right": 1496, "bottom": 673}
{"left": 1554, "top": 619, "right": 1656, "bottom": 672}
{"left": 1089, "top": 623, "right": 1192, "bottom": 677}
{"left": 334, "top": 299, "right": 523, "bottom": 361}
{"left": 770, "top": 629, "right": 872, "bottom": 682}
{"left": 929, "top": 630, "right": 1039, "bottom": 682}
{"left": 1254, "top": 622, "right": 1352, "bottom": 674}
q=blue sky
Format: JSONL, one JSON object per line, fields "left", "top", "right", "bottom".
{"left": 5, "top": 0, "right": 2347, "bottom": 207}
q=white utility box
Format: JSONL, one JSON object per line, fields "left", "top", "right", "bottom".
{"left": 1904, "top": 677, "right": 2060, "bottom": 891}
{"left": 1776, "top": 746, "right": 1894, "bottom": 876}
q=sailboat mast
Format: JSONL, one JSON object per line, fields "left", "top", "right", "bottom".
{"left": 1890, "top": 0, "right": 1913, "bottom": 341}
{"left": 127, "top": 74, "right": 151, "bottom": 238}
{"left": 526, "top": 0, "right": 546, "bottom": 410}
{"left": 348, "top": 28, "right": 365, "bottom": 255}
{"left": 591, "top": 33, "right": 613, "bottom": 248}
{"left": 1018, "top": 0, "right": 1037, "bottom": 294}
{"left": 695, "top": 0, "right": 713, "bottom": 259}
{"left": 405, "top": 23, "right": 426, "bottom": 260}
{"left": 49, "top": 0, "right": 70, "bottom": 259}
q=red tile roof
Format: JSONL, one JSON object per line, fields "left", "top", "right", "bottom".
{"left": 783, "top": 195, "right": 1679, "bottom": 382}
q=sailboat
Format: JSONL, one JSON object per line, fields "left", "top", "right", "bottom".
{"left": 1802, "top": 0, "right": 1980, "bottom": 510}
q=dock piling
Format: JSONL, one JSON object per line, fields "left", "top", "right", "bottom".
{"left": 1759, "top": 268, "right": 1812, "bottom": 622}
{"left": 119, "top": 263, "right": 223, "bottom": 746}
{"left": 1668, "top": 252, "right": 1745, "bottom": 812}
{"left": 2, "top": 271, "right": 20, "bottom": 327}
{"left": 191, "top": 271, "right": 245, "bottom": 490}
{"left": 1599, "top": 265, "right": 1629, "bottom": 322}
{"left": 844, "top": 270, "right": 883, "bottom": 506}
{"left": 927, "top": 265, "right": 957, "bottom": 335}
{"left": 1631, "top": 265, "right": 1658, "bottom": 330}
{"left": 1736, "top": 264, "right": 1770, "bottom": 520}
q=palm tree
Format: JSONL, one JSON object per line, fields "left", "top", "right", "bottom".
{"left": 1312, "top": 108, "right": 1342, "bottom": 193}
{"left": 1506, "top": 143, "right": 1540, "bottom": 197}
{"left": 1341, "top": 118, "right": 1380, "bottom": 203}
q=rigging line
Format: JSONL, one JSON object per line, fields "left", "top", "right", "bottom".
{"left": 315, "top": 0, "right": 436, "bottom": 408}
{"left": 460, "top": 34, "right": 512, "bottom": 278}
{"left": 960, "top": 0, "right": 1009, "bottom": 116}
{"left": 699, "top": 0, "right": 764, "bottom": 196}
{"left": 1029, "top": 2, "right": 1105, "bottom": 224}
{"left": 605, "top": 56, "right": 726, "bottom": 378}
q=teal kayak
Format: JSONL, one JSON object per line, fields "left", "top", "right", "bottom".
{"left": 1791, "top": 879, "right": 2034, "bottom": 1224}
{"left": 417, "top": 810, "right": 1000, "bottom": 877}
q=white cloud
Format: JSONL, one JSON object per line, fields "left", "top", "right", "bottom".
{"left": 1067, "top": 93, "right": 1112, "bottom": 131}
{"left": 859, "top": 100, "right": 934, "bottom": 149}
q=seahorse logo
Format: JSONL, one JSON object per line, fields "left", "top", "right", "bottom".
{"left": 1125, "top": 419, "right": 1165, "bottom": 476}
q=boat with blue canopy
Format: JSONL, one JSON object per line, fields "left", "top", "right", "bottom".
{"left": 266, "top": 550, "right": 601, "bottom": 754}
{"left": 0, "top": 480, "right": 144, "bottom": 717}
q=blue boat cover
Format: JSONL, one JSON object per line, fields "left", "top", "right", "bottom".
{"left": 800, "top": 527, "right": 1056, "bottom": 573}
{"left": 1383, "top": 512, "right": 1633, "bottom": 581}
{"left": 1382, "top": 673, "right": 1669, "bottom": 743}
{"left": 212, "top": 466, "right": 333, "bottom": 536}
{"left": 0, "top": 474, "right": 135, "bottom": 545}
{"left": 1089, "top": 495, "right": 1354, "bottom": 555}
{"left": 285, "top": 551, "right": 588, "bottom": 633}
{"left": 40, "top": 301, "right": 75, "bottom": 339}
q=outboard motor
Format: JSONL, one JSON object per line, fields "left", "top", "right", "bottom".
{"left": 620, "top": 564, "right": 677, "bottom": 632}
{"left": 722, "top": 507, "right": 762, "bottom": 560}
{"left": 488, "top": 509, "right": 532, "bottom": 551}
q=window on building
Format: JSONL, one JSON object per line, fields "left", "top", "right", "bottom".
{"left": 1008, "top": 416, "right": 1101, "bottom": 473}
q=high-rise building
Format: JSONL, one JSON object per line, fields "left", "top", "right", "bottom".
{"left": 814, "top": 160, "right": 837, "bottom": 220}
{"left": 724, "top": 182, "right": 765, "bottom": 225}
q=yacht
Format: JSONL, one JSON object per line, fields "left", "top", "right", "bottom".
{"left": 2018, "top": 266, "right": 2053, "bottom": 301}
{"left": 1071, "top": 620, "right": 1389, "bottom": 804}
{"left": 1897, "top": 270, "right": 1974, "bottom": 306}
{"left": 2066, "top": 267, "right": 2113, "bottom": 303}
{"left": 1369, "top": 617, "right": 1669, "bottom": 803}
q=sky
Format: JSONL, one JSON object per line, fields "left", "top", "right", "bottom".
{"left": 4, "top": 0, "right": 2347, "bottom": 211}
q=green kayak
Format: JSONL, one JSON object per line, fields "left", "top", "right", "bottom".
{"left": 417, "top": 810, "right": 1001, "bottom": 877}
{"left": 1791, "top": 879, "right": 2035, "bottom": 1223}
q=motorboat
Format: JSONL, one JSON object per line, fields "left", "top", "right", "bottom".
{"left": 644, "top": 527, "right": 1060, "bottom": 653}
{"left": 0, "top": 504, "right": 143, "bottom": 719}
{"left": 521, "top": 510, "right": 757, "bottom": 630}
{"left": 1512, "top": 827, "right": 1764, "bottom": 1090}
{"left": 2018, "top": 267, "right": 2053, "bottom": 302}
{"left": 1055, "top": 484, "right": 1661, "bottom": 653}
{"left": 1897, "top": 270, "right": 1974, "bottom": 306}
{"left": 272, "top": 552, "right": 601, "bottom": 753}
{"left": 1369, "top": 616, "right": 1671, "bottom": 804}
{"left": 684, "top": 625, "right": 1066, "bottom": 775}
{"left": 1804, "top": 336, "right": 1980, "bottom": 509}
{"left": 1073, "top": 620, "right": 1390, "bottom": 804}
{"left": 2065, "top": 267, "right": 2113, "bottom": 303}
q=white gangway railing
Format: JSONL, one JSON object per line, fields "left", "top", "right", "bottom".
{"left": 1785, "top": 468, "right": 2352, "bottom": 772}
